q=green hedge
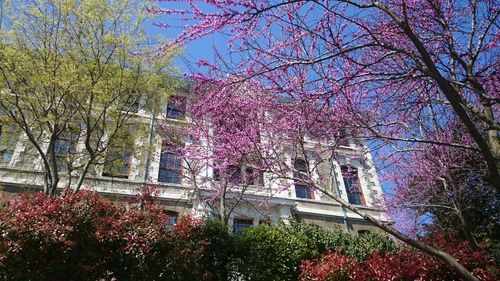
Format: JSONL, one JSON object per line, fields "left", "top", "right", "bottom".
{"left": 234, "top": 225, "right": 317, "bottom": 281}
{"left": 231, "top": 221, "right": 396, "bottom": 281}
{"left": 289, "top": 220, "right": 397, "bottom": 260}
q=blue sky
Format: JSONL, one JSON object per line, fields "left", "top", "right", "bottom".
{"left": 144, "top": 2, "right": 225, "bottom": 74}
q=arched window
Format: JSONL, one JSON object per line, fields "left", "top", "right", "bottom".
{"left": 294, "top": 159, "right": 313, "bottom": 199}
{"left": 341, "top": 165, "right": 365, "bottom": 205}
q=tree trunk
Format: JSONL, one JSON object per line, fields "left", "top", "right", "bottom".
{"left": 74, "top": 160, "right": 93, "bottom": 193}
{"left": 375, "top": 1, "right": 500, "bottom": 193}
{"left": 220, "top": 183, "right": 227, "bottom": 223}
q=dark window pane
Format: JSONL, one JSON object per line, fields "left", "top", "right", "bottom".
{"left": 158, "top": 144, "right": 182, "bottom": 183}
{"left": 164, "top": 211, "right": 178, "bottom": 226}
{"left": 159, "top": 169, "right": 181, "bottom": 184}
{"left": 245, "top": 167, "right": 263, "bottom": 185}
{"left": 294, "top": 159, "right": 312, "bottom": 198}
{"left": 347, "top": 193, "right": 363, "bottom": 205}
{"left": 54, "top": 138, "right": 70, "bottom": 155}
{"left": 341, "top": 166, "right": 364, "bottom": 205}
{"left": 293, "top": 159, "right": 308, "bottom": 181}
{"left": 295, "top": 184, "right": 312, "bottom": 199}
{"left": 0, "top": 125, "right": 18, "bottom": 163}
{"left": 294, "top": 159, "right": 307, "bottom": 171}
{"left": 54, "top": 132, "right": 79, "bottom": 172}
{"left": 166, "top": 97, "right": 186, "bottom": 119}
{"left": 213, "top": 167, "right": 221, "bottom": 181}
{"left": 125, "top": 95, "right": 140, "bottom": 113}
{"left": 228, "top": 165, "right": 242, "bottom": 184}
{"left": 233, "top": 219, "right": 253, "bottom": 234}
{"left": 102, "top": 146, "right": 131, "bottom": 179}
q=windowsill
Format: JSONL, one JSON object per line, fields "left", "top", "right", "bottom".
{"left": 154, "top": 181, "right": 185, "bottom": 188}
{"left": 338, "top": 145, "right": 359, "bottom": 150}
{"left": 212, "top": 180, "right": 264, "bottom": 188}
{"left": 296, "top": 197, "right": 315, "bottom": 200}
{"left": 294, "top": 198, "right": 377, "bottom": 209}
{"left": 101, "top": 174, "right": 129, "bottom": 179}
{"left": 164, "top": 117, "right": 188, "bottom": 124}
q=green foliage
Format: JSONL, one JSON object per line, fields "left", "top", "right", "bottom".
{"left": 0, "top": 0, "right": 179, "bottom": 194}
{"left": 289, "top": 220, "right": 396, "bottom": 260}
{"left": 230, "top": 221, "right": 397, "bottom": 281}
{"left": 200, "top": 218, "right": 234, "bottom": 281}
{"left": 234, "top": 224, "right": 317, "bottom": 281}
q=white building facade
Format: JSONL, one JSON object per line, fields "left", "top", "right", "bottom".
{"left": 0, "top": 88, "right": 389, "bottom": 234}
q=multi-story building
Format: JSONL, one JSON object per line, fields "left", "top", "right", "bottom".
{"left": 0, "top": 86, "right": 389, "bottom": 234}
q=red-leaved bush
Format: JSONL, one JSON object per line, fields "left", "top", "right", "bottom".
{"left": 0, "top": 191, "right": 229, "bottom": 281}
{"left": 299, "top": 233, "right": 498, "bottom": 281}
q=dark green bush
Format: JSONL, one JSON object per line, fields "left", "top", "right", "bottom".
{"left": 234, "top": 224, "right": 317, "bottom": 281}
{"left": 289, "top": 220, "right": 396, "bottom": 260}
{"left": 199, "top": 218, "right": 234, "bottom": 281}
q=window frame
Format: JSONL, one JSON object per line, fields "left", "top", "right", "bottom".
{"left": 158, "top": 141, "right": 183, "bottom": 184}
{"left": 53, "top": 131, "right": 79, "bottom": 172}
{"left": 293, "top": 159, "right": 314, "bottom": 199}
{"left": 232, "top": 218, "right": 253, "bottom": 234}
{"left": 124, "top": 93, "right": 141, "bottom": 113}
{"left": 244, "top": 166, "right": 264, "bottom": 186}
{"left": 165, "top": 96, "right": 186, "bottom": 120}
{"left": 341, "top": 165, "right": 365, "bottom": 206}
{"left": 213, "top": 164, "right": 264, "bottom": 186}
{"left": 102, "top": 144, "right": 133, "bottom": 179}
{"left": 0, "top": 124, "right": 18, "bottom": 163}
{"left": 164, "top": 210, "right": 179, "bottom": 226}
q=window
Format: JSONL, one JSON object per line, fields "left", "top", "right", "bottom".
{"left": 295, "top": 185, "right": 313, "bottom": 199}
{"left": 259, "top": 218, "right": 271, "bottom": 225}
{"left": 336, "top": 129, "right": 350, "bottom": 146}
{"left": 244, "top": 167, "right": 263, "bottom": 185}
{"left": 164, "top": 210, "right": 179, "bottom": 226}
{"left": 227, "top": 165, "right": 242, "bottom": 184}
{"left": 213, "top": 167, "right": 221, "bottom": 181}
{"left": 158, "top": 143, "right": 182, "bottom": 184}
{"left": 233, "top": 218, "right": 253, "bottom": 234}
{"left": 0, "top": 124, "right": 18, "bottom": 163}
{"left": 54, "top": 132, "right": 79, "bottom": 172}
{"left": 166, "top": 96, "right": 186, "bottom": 120}
{"left": 212, "top": 164, "right": 241, "bottom": 183}
{"left": 125, "top": 94, "right": 141, "bottom": 113}
{"left": 102, "top": 145, "right": 132, "bottom": 178}
{"left": 213, "top": 165, "right": 263, "bottom": 186}
{"left": 294, "top": 159, "right": 313, "bottom": 199}
{"left": 341, "top": 166, "right": 364, "bottom": 205}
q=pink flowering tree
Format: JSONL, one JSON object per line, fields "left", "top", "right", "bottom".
{"left": 161, "top": 77, "right": 491, "bottom": 280}
{"left": 158, "top": 81, "right": 279, "bottom": 223}
{"left": 149, "top": 1, "right": 499, "bottom": 280}
{"left": 387, "top": 124, "right": 498, "bottom": 251}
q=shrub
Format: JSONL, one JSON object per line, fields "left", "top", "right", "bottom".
{"left": 299, "top": 252, "right": 354, "bottom": 281}
{"left": 290, "top": 221, "right": 396, "bottom": 260}
{"left": 199, "top": 218, "right": 234, "bottom": 281}
{"left": 0, "top": 191, "right": 231, "bottom": 281}
{"left": 160, "top": 216, "right": 232, "bottom": 281}
{"left": 0, "top": 191, "right": 170, "bottom": 280}
{"left": 234, "top": 224, "right": 316, "bottom": 281}
{"left": 299, "top": 232, "right": 498, "bottom": 281}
